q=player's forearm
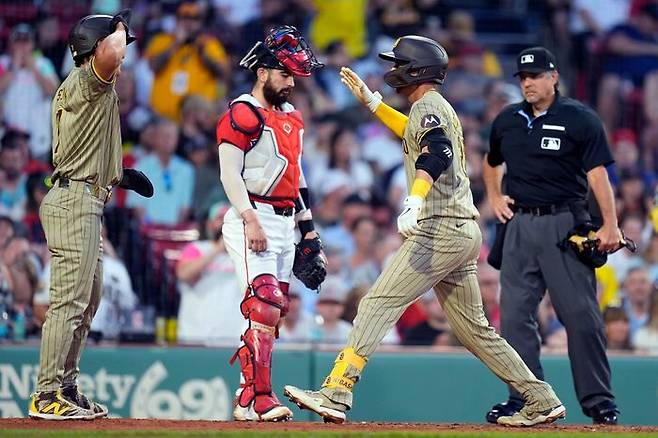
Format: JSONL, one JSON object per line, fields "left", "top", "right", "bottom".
{"left": 374, "top": 102, "right": 408, "bottom": 138}
{"left": 96, "top": 27, "right": 127, "bottom": 68}
{"left": 587, "top": 165, "right": 618, "bottom": 227}
{"left": 482, "top": 156, "right": 504, "bottom": 199}
{"left": 218, "top": 143, "right": 254, "bottom": 215}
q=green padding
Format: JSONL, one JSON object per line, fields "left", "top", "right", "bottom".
{"left": 0, "top": 346, "right": 656, "bottom": 424}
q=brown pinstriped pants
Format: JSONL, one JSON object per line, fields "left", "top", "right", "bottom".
{"left": 321, "top": 217, "right": 559, "bottom": 412}
{"left": 37, "top": 182, "right": 104, "bottom": 392}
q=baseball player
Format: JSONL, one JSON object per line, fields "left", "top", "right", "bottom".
{"left": 29, "top": 11, "right": 153, "bottom": 420}
{"left": 284, "top": 36, "right": 565, "bottom": 427}
{"left": 217, "top": 25, "right": 325, "bottom": 422}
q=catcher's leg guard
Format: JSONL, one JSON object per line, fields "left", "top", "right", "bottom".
{"left": 232, "top": 274, "right": 291, "bottom": 421}
{"left": 319, "top": 347, "right": 368, "bottom": 409}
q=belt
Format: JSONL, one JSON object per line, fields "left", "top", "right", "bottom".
{"left": 513, "top": 204, "right": 571, "bottom": 216}
{"left": 250, "top": 200, "right": 294, "bottom": 216}
{"left": 58, "top": 177, "right": 112, "bottom": 203}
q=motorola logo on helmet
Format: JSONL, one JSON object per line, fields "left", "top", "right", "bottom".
{"left": 240, "top": 25, "right": 323, "bottom": 77}
{"left": 378, "top": 35, "right": 449, "bottom": 89}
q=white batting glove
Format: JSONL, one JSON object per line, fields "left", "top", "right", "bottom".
{"left": 340, "top": 67, "right": 382, "bottom": 113}
{"left": 397, "top": 196, "right": 423, "bottom": 237}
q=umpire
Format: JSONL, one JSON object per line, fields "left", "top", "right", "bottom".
{"left": 482, "top": 47, "right": 622, "bottom": 425}
{"left": 29, "top": 11, "right": 152, "bottom": 420}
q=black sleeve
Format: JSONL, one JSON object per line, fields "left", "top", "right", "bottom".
{"left": 580, "top": 108, "right": 614, "bottom": 171}
{"left": 487, "top": 114, "right": 505, "bottom": 167}
{"left": 416, "top": 128, "right": 453, "bottom": 180}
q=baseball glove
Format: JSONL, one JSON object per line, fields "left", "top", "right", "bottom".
{"left": 293, "top": 236, "right": 327, "bottom": 290}
{"left": 119, "top": 168, "right": 154, "bottom": 198}
{"left": 557, "top": 222, "right": 636, "bottom": 268}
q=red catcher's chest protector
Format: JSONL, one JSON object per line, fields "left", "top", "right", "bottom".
{"left": 232, "top": 94, "right": 303, "bottom": 202}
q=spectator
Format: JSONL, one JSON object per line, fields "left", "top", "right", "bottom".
{"left": 176, "top": 202, "right": 245, "bottom": 345}
{"left": 313, "top": 277, "right": 352, "bottom": 343}
{"left": 622, "top": 266, "right": 654, "bottom": 337}
{"left": 278, "top": 289, "right": 314, "bottom": 343}
{"left": 346, "top": 216, "right": 380, "bottom": 288}
{"left": 315, "top": 41, "right": 354, "bottom": 110}
{"left": 0, "top": 130, "right": 29, "bottom": 221}
{"left": 643, "top": 232, "right": 658, "bottom": 282}
{"left": 603, "top": 305, "right": 634, "bottom": 351}
{"left": 35, "top": 11, "right": 67, "bottom": 80}
{"left": 89, "top": 243, "right": 138, "bottom": 341}
{"left": 22, "top": 173, "right": 49, "bottom": 244}
{"left": 116, "top": 67, "right": 152, "bottom": 146}
{"left": 177, "top": 94, "right": 214, "bottom": 162}
{"left": 597, "top": 3, "right": 658, "bottom": 133}
{"left": 127, "top": 118, "right": 195, "bottom": 225}
{"left": 0, "top": 24, "right": 59, "bottom": 159}
{"left": 321, "top": 192, "right": 372, "bottom": 257}
{"left": 478, "top": 262, "right": 501, "bottom": 331}
{"left": 310, "top": 0, "right": 368, "bottom": 58}
{"left": 607, "top": 214, "right": 646, "bottom": 283}
{"left": 0, "top": 236, "right": 42, "bottom": 341}
{"left": 633, "top": 289, "right": 658, "bottom": 352}
{"left": 145, "top": 1, "right": 228, "bottom": 120}
{"left": 403, "top": 291, "right": 452, "bottom": 346}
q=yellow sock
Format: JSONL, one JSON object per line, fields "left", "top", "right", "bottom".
{"left": 322, "top": 347, "right": 367, "bottom": 391}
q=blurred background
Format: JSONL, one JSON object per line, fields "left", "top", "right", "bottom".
{"left": 0, "top": 0, "right": 657, "bottom": 358}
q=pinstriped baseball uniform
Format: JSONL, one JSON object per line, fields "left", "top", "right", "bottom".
{"left": 37, "top": 58, "right": 122, "bottom": 392}
{"left": 322, "top": 90, "right": 560, "bottom": 412}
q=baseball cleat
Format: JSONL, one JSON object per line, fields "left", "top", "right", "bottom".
{"left": 283, "top": 385, "right": 347, "bottom": 424}
{"left": 486, "top": 399, "right": 524, "bottom": 423}
{"left": 61, "top": 386, "right": 109, "bottom": 419}
{"left": 497, "top": 404, "right": 566, "bottom": 427}
{"left": 232, "top": 389, "right": 292, "bottom": 422}
{"left": 28, "top": 391, "right": 96, "bottom": 420}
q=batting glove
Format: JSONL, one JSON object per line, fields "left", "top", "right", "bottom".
{"left": 340, "top": 67, "right": 382, "bottom": 113}
{"left": 397, "top": 196, "right": 423, "bottom": 237}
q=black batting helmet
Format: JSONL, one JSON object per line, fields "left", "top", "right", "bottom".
{"left": 69, "top": 10, "right": 136, "bottom": 65}
{"left": 378, "top": 36, "right": 449, "bottom": 88}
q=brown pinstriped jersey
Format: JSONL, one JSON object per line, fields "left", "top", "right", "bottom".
{"left": 51, "top": 58, "right": 123, "bottom": 187}
{"left": 402, "top": 90, "right": 479, "bottom": 221}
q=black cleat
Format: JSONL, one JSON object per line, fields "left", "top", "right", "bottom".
{"left": 486, "top": 399, "right": 524, "bottom": 424}
{"left": 586, "top": 400, "right": 619, "bottom": 425}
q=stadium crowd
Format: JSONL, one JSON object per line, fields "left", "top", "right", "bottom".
{"left": 0, "top": 0, "right": 657, "bottom": 354}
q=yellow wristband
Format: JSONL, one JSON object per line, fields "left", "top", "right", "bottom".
{"left": 410, "top": 179, "right": 432, "bottom": 199}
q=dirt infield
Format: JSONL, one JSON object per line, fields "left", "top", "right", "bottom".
{"left": 1, "top": 418, "right": 657, "bottom": 433}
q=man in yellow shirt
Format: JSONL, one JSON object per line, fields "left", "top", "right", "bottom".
{"left": 145, "top": 1, "right": 227, "bottom": 120}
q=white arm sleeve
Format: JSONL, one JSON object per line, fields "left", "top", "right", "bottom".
{"left": 218, "top": 143, "right": 254, "bottom": 215}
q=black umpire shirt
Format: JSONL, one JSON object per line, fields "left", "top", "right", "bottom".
{"left": 487, "top": 91, "right": 614, "bottom": 207}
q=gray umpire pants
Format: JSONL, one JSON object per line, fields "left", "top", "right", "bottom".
{"left": 499, "top": 209, "right": 614, "bottom": 411}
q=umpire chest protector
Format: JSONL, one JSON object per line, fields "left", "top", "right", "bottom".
{"left": 224, "top": 94, "right": 303, "bottom": 201}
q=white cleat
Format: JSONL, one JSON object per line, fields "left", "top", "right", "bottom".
{"left": 233, "top": 401, "right": 292, "bottom": 422}
{"left": 283, "top": 385, "right": 346, "bottom": 424}
{"left": 497, "top": 404, "right": 566, "bottom": 427}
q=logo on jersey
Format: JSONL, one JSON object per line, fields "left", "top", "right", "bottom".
{"left": 442, "top": 145, "right": 453, "bottom": 158}
{"left": 282, "top": 122, "right": 292, "bottom": 135}
{"left": 540, "top": 137, "right": 561, "bottom": 150}
{"left": 421, "top": 114, "right": 441, "bottom": 129}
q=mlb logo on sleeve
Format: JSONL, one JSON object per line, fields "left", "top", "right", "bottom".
{"left": 421, "top": 114, "right": 441, "bottom": 128}
{"left": 541, "top": 137, "right": 561, "bottom": 150}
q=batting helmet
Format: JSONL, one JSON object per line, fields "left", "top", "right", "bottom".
{"left": 378, "top": 36, "right": 449, "bottom": 88}
{"left": 239, "top": 25, "right": 323, "bottom": 77}
{"left": 69, "top": 10, "right": 136, "bottom": 65}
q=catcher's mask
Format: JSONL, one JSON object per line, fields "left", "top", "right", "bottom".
{"left": 69, "top": 10, "right": 136, "bottom": 65}
{"left": 379, "top": 35, "right": 449, "bottom": 89}
{"left": 557, "top": 222, "right": 637, "bottom": 269}
{"left": 240, "top": 25, "right": 323, "bottom": 77}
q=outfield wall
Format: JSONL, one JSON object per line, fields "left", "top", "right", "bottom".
{"left": 0, "top": 346, "right": 656, "bottom": 424}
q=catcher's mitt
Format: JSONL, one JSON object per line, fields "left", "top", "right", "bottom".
{"left": 557, "top": 222, "right": 636, "bottom": 268}
{"left": 293, "top": 236, "right": 327, "bottom": 290}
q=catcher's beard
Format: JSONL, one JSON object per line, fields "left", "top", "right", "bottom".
{"left": 263, "top": 77, "right": 292, "bottom": 107}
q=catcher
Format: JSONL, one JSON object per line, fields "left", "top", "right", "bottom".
{"left": 217, "top": 25, "right": 325, "bottom": 422}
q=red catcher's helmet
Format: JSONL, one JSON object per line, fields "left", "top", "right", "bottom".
{"left": 240, "top": 25, "right": 323, "bottom": 77}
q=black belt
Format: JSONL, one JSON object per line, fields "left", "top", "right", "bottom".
{"left": 250, "top": 200, "right": 294, "bottom": 216}
{"left": 57, "top": 177, "right": 112, "bottom": 203}
{"left": 513, "top": 204, "right": 571, "bottom": 216}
